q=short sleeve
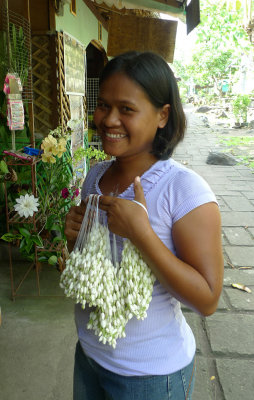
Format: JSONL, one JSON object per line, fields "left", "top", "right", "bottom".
{"left": 168, "top": 169, "right": 217, "bottom": 224}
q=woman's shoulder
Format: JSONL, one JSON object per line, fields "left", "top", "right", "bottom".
{"left": 146, "top": 159, "right": 210, "bottom": 189}
{"left": 156, "top": 158, "right": 212, "bottom": 191}
{"left": 142, "top": 158, "right": 211, "bottom": 199}
{"left": 152, "top": 159, "right": 217, "bottom": 223}
{"left": 81, "top": 160, "right": 112, "bottom": 199}
{"left": 86, "top": 160, "right": 112, "bottom": 178}
{"left": 173, "top": 159, "right": 211, "bottom": 186}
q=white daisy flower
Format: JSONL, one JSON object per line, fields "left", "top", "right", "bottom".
{"left": 14, "top": 193, "right": 39, "bottom": 218}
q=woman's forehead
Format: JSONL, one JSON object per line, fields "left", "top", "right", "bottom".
{"left": 99, "top": 72, "right": 150, "bottom": 101}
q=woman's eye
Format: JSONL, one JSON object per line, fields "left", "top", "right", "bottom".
{"left": 97, "top": 102, "right": 108, "bottom": 109}
{"left": 122, "top": 106, "right": 133, "bottom": 113}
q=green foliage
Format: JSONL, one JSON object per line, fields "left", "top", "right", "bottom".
{"left": 73, "top": 146, "right": 106, "bottom": 164}
{"left": 189, "top": 50, "right": 235, "bottom": 90}
{"left": 174, "top": 1, "right": 251, "bottom": 97}
{"left": 1, "top": 226, "right": 44, "bottom": 262}
{"left": 0, "top": 160, "right": 9, "bottom": 174}
{"left": 196, "top": 1, "right": 250, "bottom": 53}
{"left": 1, "top": 232, "right": 22, "bottom": 242}
{"left": 9, "top": 24, "right": 29, "bottom": 86}
{"left": 232, "top": 95, "right": 251, "bottom": 122}
{"left": 220, "top": 135, "right": 254, "bottom": 146}
{"left": 1, "top": 123, "right": 107, "bottom": 265}
{"left": 36, "top": 140, "right": 74, "bottom": 237}
{"left": 0, "top": 31, "right": 7, "bottom": 88}
{"left": 0, "top": 24, "right": 30, "bottom": 88}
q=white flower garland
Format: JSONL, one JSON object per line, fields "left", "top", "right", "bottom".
{"left": 60, "top": 223, "right": 156, "bottom": 348}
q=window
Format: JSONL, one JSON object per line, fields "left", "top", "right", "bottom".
{"left": 98, "top": 22, "right": 102, "bottom": 42}
{"left": 70, "top": 0, "right": 76, "bottom": 16}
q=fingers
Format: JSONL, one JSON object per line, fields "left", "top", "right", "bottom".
{"left": 64, "top": 201, "right": 86, "bottom": 243}
{"left": 99, "top": 195, "right": 115, "bottom": 212}
{"left": 99, "top": 177, "right": 147, "bottom": 216}
{"left": 134, "top": 176, "right": 147, "bottom": 208}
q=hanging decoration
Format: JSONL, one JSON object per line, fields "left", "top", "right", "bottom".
{"left": 3, "top": 73, "right": 25, "bottom": 149}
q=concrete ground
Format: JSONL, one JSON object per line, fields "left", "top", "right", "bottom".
{"left": 0, "top": 107, "right": 254, "bottom": 400}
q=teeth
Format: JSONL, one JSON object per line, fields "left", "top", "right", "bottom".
{"left": 106, "top": 133, "right": 126, "bottom": 138}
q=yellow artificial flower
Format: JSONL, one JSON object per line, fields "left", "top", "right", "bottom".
{"left": 41, "top": 134, "right": 67, "bottom": 161}
{"left": 55, "top": 138, "right": 67, "bottom": 158}
{"left": 41, "top": 152, "right": 56, "bottom": 163}
{"left": 41, "top": 135, "right": 58, "bottom": 156}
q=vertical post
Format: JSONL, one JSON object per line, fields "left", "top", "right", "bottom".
{"left": 5, "top": 0, "right": 16, "bottom": 151}
{"left": 5, "top": 0, "right": 11, "bottom": 68}
{"left": 11, "top": 130, "right": 15, "bottom": 150}
{"left": 26, "top": 0, "right": 35, "bottom": 147}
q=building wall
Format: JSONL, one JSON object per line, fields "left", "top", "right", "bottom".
{"left": 55, "top": 0, "right": 108, "bottom": 50}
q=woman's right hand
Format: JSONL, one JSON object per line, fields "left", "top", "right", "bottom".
{"left": 64, "top": 201, "right": 86, "bottom": 251}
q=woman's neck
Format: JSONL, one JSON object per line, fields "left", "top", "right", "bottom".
{"left": 100, "top": 154, "right": 158, "bottom": 196}
{"left": 112, "top": 153, "right": 158, "bottom": 177}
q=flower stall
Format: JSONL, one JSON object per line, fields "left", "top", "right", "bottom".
{"left": 1, "top": 122, "right": 106, "bottom": 299}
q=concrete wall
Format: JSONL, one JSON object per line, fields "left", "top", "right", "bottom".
{"left": 55, "top": 0, "right": 108, "bottom": 51}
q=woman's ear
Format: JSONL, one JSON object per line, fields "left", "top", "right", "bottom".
{"left": 158, "top": 104, "right": 170, "bottom": 128}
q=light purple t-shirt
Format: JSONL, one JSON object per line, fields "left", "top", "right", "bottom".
{"left": 75, "top": 158, "right": 217, "bottom": 376}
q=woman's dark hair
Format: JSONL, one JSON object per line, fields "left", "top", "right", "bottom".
{"left": 99, "top": 51, "right": 186, "bottom": 160}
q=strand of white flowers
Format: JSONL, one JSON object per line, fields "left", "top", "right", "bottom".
{"left": 60, "top": 231, "right": 155, "bottom": 347}
{"left": 74, "top": 195, "right": 93, "bottom": 252}
{"left": 60, "top": 196, "right": 155, "bottom": 348}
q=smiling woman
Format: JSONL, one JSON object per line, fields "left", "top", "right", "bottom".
{"left": 97, "top": 51, "right": 186, "bottom": 160}
{"left": 64, "top": 51, "right": 224, "bottom": 400}
{"left": 93, "top": 72, "right": 170, "bottom": 163}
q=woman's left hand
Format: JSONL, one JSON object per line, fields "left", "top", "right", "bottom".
{"left": 99, "top": 176, "right": 151, "bottom": 240}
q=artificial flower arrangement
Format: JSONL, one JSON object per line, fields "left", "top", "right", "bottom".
{"left": 1, "top": 122, "right": 106, "bottom": 266}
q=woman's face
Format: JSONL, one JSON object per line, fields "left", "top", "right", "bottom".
{"left": 93, "top": 72, "right": 169, "bottom": 161}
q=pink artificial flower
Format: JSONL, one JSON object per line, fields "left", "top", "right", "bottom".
{"left": 71, "top": 188, "right": 79, "bottom": 200}
{"left": 61, "top": 188, "right": 69, "bottom": 199}
{"left": 3, "top": 83, "right": 10, "bottom": 94}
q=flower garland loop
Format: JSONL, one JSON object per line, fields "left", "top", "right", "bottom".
{"left": 60, "top": 196, "right": 156, "bottom": 348}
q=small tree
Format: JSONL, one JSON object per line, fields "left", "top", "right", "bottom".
{"left": 173, "top": 1, "right": 252, "bottom": 101}
{"left": 232, "top": 94, "right": 250, "bottom": 124}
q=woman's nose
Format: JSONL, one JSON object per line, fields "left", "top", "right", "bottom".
{"left": 103, "top": 108, "right": 121, "bottom": 127}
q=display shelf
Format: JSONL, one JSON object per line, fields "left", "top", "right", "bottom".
{"left": 3, "top": 147, "right": 42, "bottom": 165}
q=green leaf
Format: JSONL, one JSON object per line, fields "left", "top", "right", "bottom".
{"left": 31, "top": 235, "right": 43, "bottom": 247}
{"left": 0, "top": 125, "right": 9, "bottom": 148}
{"left": 1, "top": 232, "right": 22, "bottom": 242}
{"left": 50, "top": 224, "right": 61, "bottom": 232}
{"left": 48, "top": 255, "right": 58, "bottom": 265}
{"left": 21, "top": 253, "right": 34, "bottom": 261}
{"left": 38, "top": 255, "right": 49, "bottom": 263}
{"left": 45, "top": 214, "right": 57, "bottom": 230}
{"left": 18, "top": 227, "right": 31, "bottom": 238}
{"left": 24, "top": 241, "right": 33, "bottom": 253}
{"left": 0, "top": 160, "right": 9, "bottom": 174}
{"left": 19, "top": 237, "right": 26, "bottom": 250}
{"left": 52, "top": 236, "right": 63, "bottom": 243}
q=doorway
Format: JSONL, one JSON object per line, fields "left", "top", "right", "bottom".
{"left": 86, "top": 41, "right": 107, "bottom": 146}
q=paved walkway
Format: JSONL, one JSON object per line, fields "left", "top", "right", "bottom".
{"left": 174, "top": 108, "right": 254, "bottom": 400}
{"left": 0, "top": 108, "right": 254, "bottom": 400}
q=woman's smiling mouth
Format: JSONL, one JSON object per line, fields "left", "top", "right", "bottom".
{"left": 105, "top": 133, "right": 127, "bottom": 140}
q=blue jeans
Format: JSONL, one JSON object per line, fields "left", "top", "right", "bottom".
{"left": 73, "top": 341, "right": 195, "bottom": 400}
